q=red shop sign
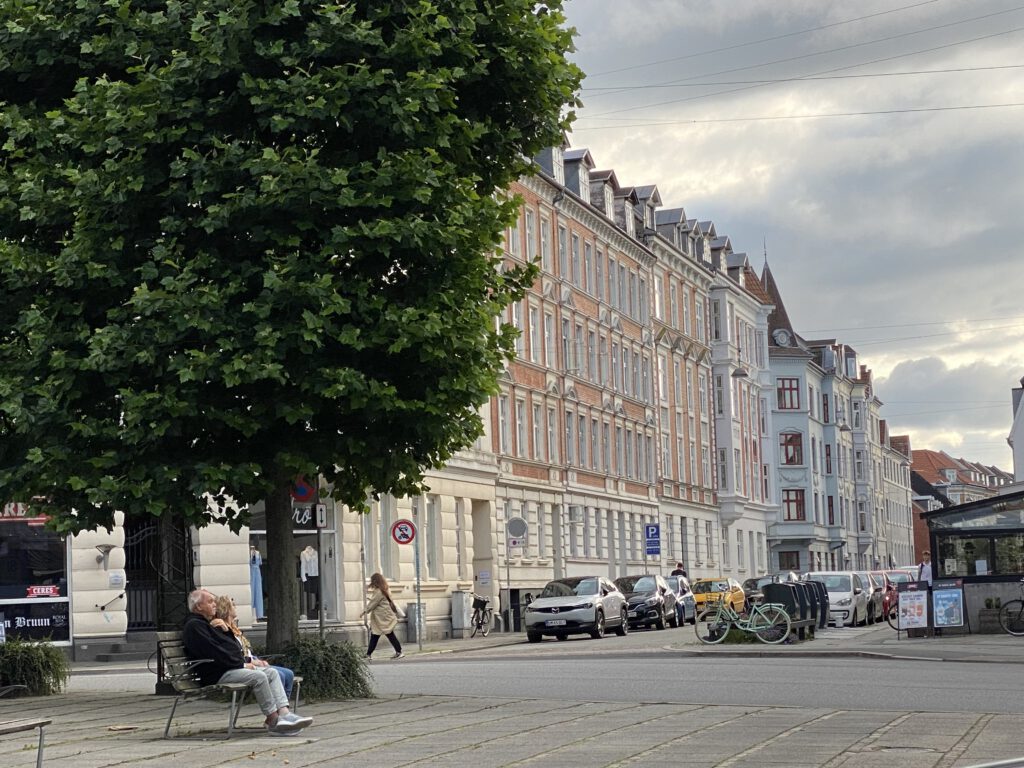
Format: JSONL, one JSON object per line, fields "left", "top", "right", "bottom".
{"left": 26, "top": 585, "right": 61, "bottom": 598}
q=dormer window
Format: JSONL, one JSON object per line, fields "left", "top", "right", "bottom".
{"left": 603, "top": 185, "right": 614, "bottom": 217}
{"left": 578, "top": 166, "right": 590, "bottom": 204}
{"left": 552, "top": 149, "right": 564, "bottom": 185}
{"left": 645, "top": 205, "right": 654, "bottom": 228}
{"left": 625, "top": 210, "right": 634, "bottom": 236}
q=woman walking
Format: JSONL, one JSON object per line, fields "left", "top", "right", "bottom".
{"left": 361, "top": 572, "right": 404, "bottom": 659}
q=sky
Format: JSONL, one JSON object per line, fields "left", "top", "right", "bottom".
{"left": 562, "top": 0, "right": 1024, "bottom": 472}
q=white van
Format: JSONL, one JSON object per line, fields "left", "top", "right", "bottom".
{"left": 805, "top": 571, "right": 869, "bottom": 627}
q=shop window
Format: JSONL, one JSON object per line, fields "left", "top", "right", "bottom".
{"left": 0, "top": 504, "right": 70, "bottom": 642}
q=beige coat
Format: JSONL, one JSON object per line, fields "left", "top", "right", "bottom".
{"left": 361, "top": 587, "right": 399, "bottom": 635}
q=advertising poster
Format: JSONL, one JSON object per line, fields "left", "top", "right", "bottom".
{"left": 932, "top": 579, "right": 965, "bottom": 628}
{"left": 897, "top": 587, "right": 929, "bottom": 629}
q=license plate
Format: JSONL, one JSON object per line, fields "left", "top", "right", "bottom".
{"left": 628, "top": 611, "right": 637, "bottom": 617}
{"left": 545, "top": 619, "right": 567, "bottom": 626}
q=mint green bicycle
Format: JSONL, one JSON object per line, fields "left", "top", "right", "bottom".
{"left": 695, "top": 597, "right": 791, "bottom": 644}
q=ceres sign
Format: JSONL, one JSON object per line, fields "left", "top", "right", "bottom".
{"left": 1, "top": 502, "right": 47, "bottom": 524}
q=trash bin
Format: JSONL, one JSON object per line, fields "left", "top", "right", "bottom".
{"left": 405, "top": 603, "right": 420, "bottom": 644}
{"left": 451, "top": 591, "right": 472, "bottom": 636}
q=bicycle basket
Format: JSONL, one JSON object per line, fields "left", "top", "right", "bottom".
{"left": 472, "top": 596, "right": 490, "bottom": 611}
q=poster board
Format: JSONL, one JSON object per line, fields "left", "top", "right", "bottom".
{"left": 932, "top": 578, "right": 964, "bottom": 628}
{"left": 896, "top": 582, "right": 929, "bottom": 629}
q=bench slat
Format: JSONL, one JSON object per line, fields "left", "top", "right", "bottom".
{"left": 0, "top": 718, "right": 50, "bottom": 736}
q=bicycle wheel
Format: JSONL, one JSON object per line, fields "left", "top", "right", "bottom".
{"left": 480, "top": 609, "right": 492, "bottom": 637}
{"left": 695, "top": 609, "right": 731, "bottom": 644}
{"left": 886, "top": 603, "right": 901, "bottom": 631}
{"left": 750, "top": 605, "right": 791, "bottom": 644}
{"left": 998, "top": 600, "right": 1024, "bottom": 636}
{"left": 470, "top": 610, "right": 480, "bottom": 638}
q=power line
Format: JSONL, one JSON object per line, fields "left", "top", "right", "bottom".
{"left": 585, "top": 0, "right": 942, "bottom": 78}
{"left": 885, "top": 405, "right": 1007, "bottom": 417}
{"left": 806, "top": 314, "right": 1024, "bottom": 333}
{"left": 585, "top": 10, "right": 1024, "bottom": 117}
{"left": 572, "top": 101, "right": 1024, "bottom": 131}
{"left": 844, "top": 322, "right": 1024, "bottom": 347}
{"left": 581, "top": 64, "right": 1024, "bottom": 92}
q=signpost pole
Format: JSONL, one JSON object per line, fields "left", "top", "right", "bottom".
{"left": 413, "top": 502, "right": 423, "bottom": 652}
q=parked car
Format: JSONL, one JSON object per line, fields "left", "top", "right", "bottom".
{"left": 524, "top": 576, "right": 628, "bottom": 642}
{"left": 805, "top": 571, "right": 869, "bottom": 627}
{"left": 665, "top": 574, "right": 697, "bottom": 625}
{"left": 741, "top": 573, "right": 799, "bottom": 606}
{"left": 870, "top": 571, "right": 898, "bottom": 620}
{"left": 691, "top": 577, "right": 745, "bottom": 614}
{"left": 856, "top": 570, "right": 885, "bottom": 624}
{"left": 614, "top": 574, "right": 677, "bottom": 630}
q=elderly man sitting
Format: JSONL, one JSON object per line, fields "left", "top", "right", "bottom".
{"left": 183, "top": 588, "right": 313, "bottom": 736}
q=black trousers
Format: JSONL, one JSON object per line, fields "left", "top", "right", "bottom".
{"left": 367, "top": 631, "right": 402, "bottom": 657}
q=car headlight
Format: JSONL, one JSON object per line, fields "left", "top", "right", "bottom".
{"left": 644, "top": 597, "right": 660, "bottom": 607}
{"left": 836, "top": 597, "right": 852, "bottom": 606}
{"left": 569, "top": 602, "right": 594, "bottom": 611}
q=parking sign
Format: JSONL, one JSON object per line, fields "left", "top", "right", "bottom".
{"left": 645, "top": 523, "right": 660, "bottom": 556}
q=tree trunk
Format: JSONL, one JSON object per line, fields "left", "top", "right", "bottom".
{"left": 265, "top": 482, "right": 299, "bottom": 651}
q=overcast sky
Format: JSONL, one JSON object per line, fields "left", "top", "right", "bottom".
{"left": 563, "top": 0, "right": 1024, "bottom": 472}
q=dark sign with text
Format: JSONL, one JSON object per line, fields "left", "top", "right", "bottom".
{"left": 0, "top": 601, "right": 70, "bottom": 642}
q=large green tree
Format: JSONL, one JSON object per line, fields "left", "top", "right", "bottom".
{"left": 0, "top": 1, "right": 580, "bottom": 647}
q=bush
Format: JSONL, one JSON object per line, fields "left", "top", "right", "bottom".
{"left": 0, "top": 637, "right": 69, "bottom": 696}
{"left": 277, "top": 637, "right": 373, "bottom": 702}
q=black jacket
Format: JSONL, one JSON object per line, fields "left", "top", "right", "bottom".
{"left": 182, "top": 612, "right": 245, "bottom": 686}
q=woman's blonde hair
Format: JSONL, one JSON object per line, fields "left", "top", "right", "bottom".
{"left": 213, "top": 595, "right": 241, "bottom": 636}
{"left": 369, "top": 572, "right": 391, "bottom": 598}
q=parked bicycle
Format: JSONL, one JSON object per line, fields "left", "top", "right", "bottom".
{"left": 470, "top": 594, "right": 493, "bottom": 638}
{"left": 998, "top": 578, "right": 1024, "bottom": 636}
{"left": 695, "top": 596, "right": 791, "bottom": 645}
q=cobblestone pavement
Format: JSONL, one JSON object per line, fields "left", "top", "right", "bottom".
{"left": 1, "top": 688, "right": 1020, "bottom": 768}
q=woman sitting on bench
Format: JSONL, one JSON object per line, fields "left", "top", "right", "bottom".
{"left": 211, "top": 595, "right": 296, "bottom": 699}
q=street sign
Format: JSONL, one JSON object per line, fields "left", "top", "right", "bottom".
{"left": 645, "top": 523, "right": 661, "bottom": 556}
{"left": 507, "top": 537, "right": 523, "bottom": 548}
{"left": 315, "top": 503, "right": 327, "bottom": 529}
{"left": 290, "top": 476, "right": 315, "bottom": 503}
{"left": 391, "top": 518, "right": 416, "bottom": 545}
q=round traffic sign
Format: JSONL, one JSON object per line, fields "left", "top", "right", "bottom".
{"left": 391, "top": 519, "right": 416, "bottom": 545}
{"left": 291, "top": 475, "right": 315, "bottom": 503}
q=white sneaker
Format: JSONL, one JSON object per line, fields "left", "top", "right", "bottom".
{"left": 280, "top": 713, "right": 313, "bottom": 728}
{"left": 391, "top": 652, "right": 404, "bottom": 659}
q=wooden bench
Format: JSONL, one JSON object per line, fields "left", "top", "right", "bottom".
{"left": 158, "top": 631, "right": 302, "bottom": 739}
{"left": 1, "top": 685, "right": 49, "bottom": 768}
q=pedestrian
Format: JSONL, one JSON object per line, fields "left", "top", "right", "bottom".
{"left": 917, "top": 550, "right": 933, "bottom": 587}
{"left": 211, "top": 594, "right": 296, "bottom": 699}
{"left": 361, "top": 572, "right": 405, "bottom": 660}
{"left": 183, "top": 589, "right": 311, "bottom": 735}
{"left": 670, "top": 562, "right": 687, "bottom": 577}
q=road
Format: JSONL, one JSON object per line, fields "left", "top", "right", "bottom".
{"left": 368, "top": 652, "right": 1024, "bottom": 714}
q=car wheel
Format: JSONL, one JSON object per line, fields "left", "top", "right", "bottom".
{"left": 688, "top": 609, "right": 697, "bottom": 625}
{"left": 555, "top": 632, "right": 568, "bottom": 641}
{"left": 527, "top": 631, "right": 542, "bottom": 643}
{"left": 850, "top": 608, "right": 858, "bottom": 627}
{"left": 867, "top": 605, "right": 875, "bottom": 625}
{"left": 589, "top": 611, "right": 606, "bottom": 639}
{"left": 655, "top": 609, "right": 667, "bottom": 631}
{"left": 669, "top": 611, "right": 679, "bottom": 629}
{"left": 614, "top": 608, "right": 628, "bottom": 636}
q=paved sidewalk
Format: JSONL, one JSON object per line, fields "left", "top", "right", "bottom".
{"left": 2, "top": 687, "right": 1022, "bottom": 768}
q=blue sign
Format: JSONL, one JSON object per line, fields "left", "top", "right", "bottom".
{"left": 645, "top": 523, "right": 660, "bottom": 556}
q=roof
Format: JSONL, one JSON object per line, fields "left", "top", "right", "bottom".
{"left": 761, "top": 263, "right": 799, "bottom": 347}
{"left": 633, "top": 185, "right": 661, "bottom": 205}
{"left": 742, "top": 266, "right": 774, "bottom": 305}
{"left": 564, "top": 148, "right": 595, "bottom": 167}
{"left": 655, "top": 207, "right": 687, "bottom": 226}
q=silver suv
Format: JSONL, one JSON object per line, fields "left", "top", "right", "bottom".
{"left": 525, "top": 576, "right": 628, "bottom": 643}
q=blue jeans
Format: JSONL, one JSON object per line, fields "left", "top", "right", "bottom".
{"left": 270, "top": 665, "right": 294, "bottom": 698}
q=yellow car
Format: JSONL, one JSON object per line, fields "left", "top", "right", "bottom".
{"left": 691, "top": 578, "right": 746, "bottom": 614}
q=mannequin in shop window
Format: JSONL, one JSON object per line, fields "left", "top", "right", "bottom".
{"left": 300, "top": 545, "right": 319, "bottom": 617}
{"left": 250, "top": 545, "right": 265, "bottom": 620}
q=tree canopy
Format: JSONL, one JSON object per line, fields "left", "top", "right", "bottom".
{"left": 0, "top": 0, "right": 581, "bottom": 531}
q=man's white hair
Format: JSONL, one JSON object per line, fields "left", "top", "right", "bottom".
{"left": 187, "top": 588, "right": 208, "bottom": 613}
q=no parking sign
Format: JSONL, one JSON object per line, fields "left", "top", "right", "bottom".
{"left": 391, "top": 519, "right": 416, "bottom": 545}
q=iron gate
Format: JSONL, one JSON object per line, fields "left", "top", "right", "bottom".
{"left": 124, "top": 513, "right": 194, "bottom": 631}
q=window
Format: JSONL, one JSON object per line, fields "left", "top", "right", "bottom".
{"left": 0, "top": 512, "right": 70, "bottom": 641}
{"left": 498, "top": 396, "right": 510, "bottom": 453}
{"left": 705, "top": 521, "right": 713, "bottom": 561}
{"left": 779, "top": 551, "right": 800, "bottom": 571}
{"left": 736, "top": 529, "right": 744, "bottom": 569}
{"left": 828, "top": 495, "right": 835, "bottom": 525}
{"left": 780, "top": 432, "right": 803, "bottom": 465}
{"left": 544, "top": 312, "right": 555, "bottom": 367}
{"left": 776, "top": 378, "right": 800, "bottom": 409}
{"left": 654, "top": 276, "right": 664, "bottom": 319}
{"left": 557, "top": 225, "right": 568, "bottom": 278}
{"left": 783, "top": 489, "right": 806, "bottom": 521}
{"left": 524, "top": 209, "right": 536, "bottom": 261}
{"left": 718, "top": 448, "right": 728, "bottom": 490}
{"left": 565, "top": 410, "right": 575, "bottom": 465}
{"left": 547, "top": 407, "right": 558, "bottom": 462}
{"left": 825, "top": 444, "right": 832, "bottom": 474}
{"left": 695, "top": 301, "right": 705, "bottom": 342}
{"left": 584, "top": 242, "right": 593, "bottom": 293}
{"left": 609, "top": 258, "right": 618, "bottom": 309}
{"left": 722, "top": 527, "right": 730, "bottom": 567}
{"left": 532, "top": 403, "right": 543, "bottom": 460}
{"left": 515, "top": 398, "right": 526, "bottom": 457}
{"left": 540, "top": 217, "right": 551, "bottom": 271}
{"left": 822, "top": 393, "right": 830, "bottom": 423}
{"left": 602, "top": 423, "right": 611, "bottom": 472}
{"left": 683, "top": 287, "right": 691, "bottom": 335}
{"left": 425, "top": 495, "right": 441, "bottom": 579}
{"left": 529, "top": 306, "right": 540, "bottom": 364}
{"left": 669, "top": 283, "right": 677, "bottom": 327}
{"left": 511, "top": 301, "right": 523, "bottom": 357}
{"left": 595, "top": 250, "right": 604, "bottom": 300}
{"left": 507, "top": 215, "right": 520, "bottom": 256}
{"left": 570, "top": 234, "right": 581, "bottom": 286}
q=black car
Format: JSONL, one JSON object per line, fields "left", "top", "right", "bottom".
{"left": 742, "top": 572, "right": 801, "bottom": 606}
{"left": 613, "top": 574, "right": 677, "bottom": 630}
